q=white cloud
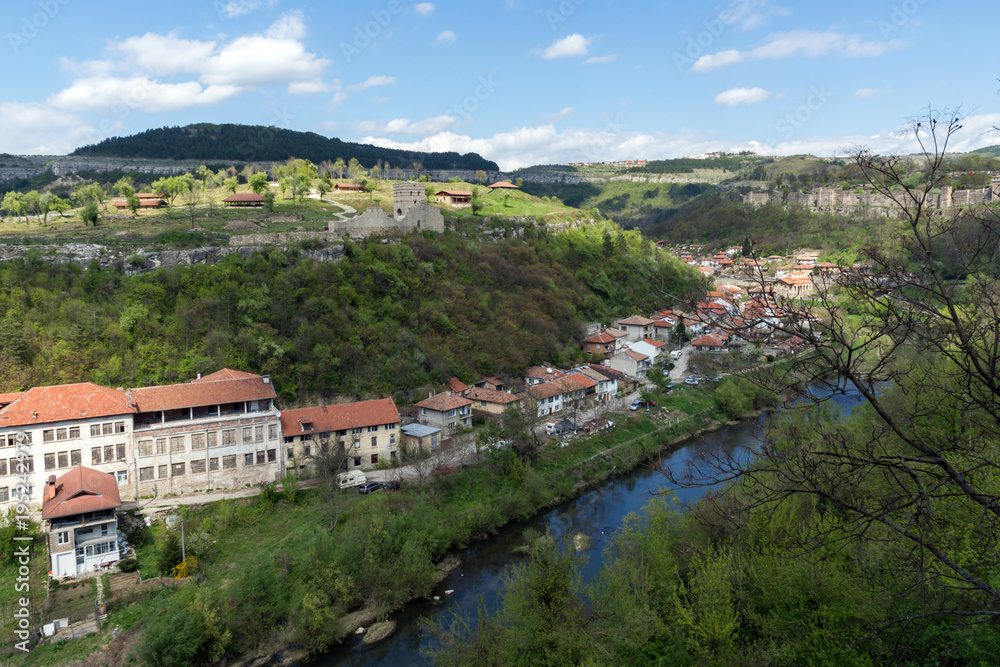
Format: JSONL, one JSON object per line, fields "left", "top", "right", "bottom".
{"left": 0, "top": 102, "right": 95, "bottom": 154}
{"left": 107, "top": 33, "right": 216, "bottom": 76}
{"left": 415, "top": 3, "right": 435, "bottom": 15}
{"left": 721, "top": 0, "right": 789, "bottom": 31}
{"left": 714, "top": 86, "right": 772, "bottom": 106}
{"left": 287, "top": 79, "right": 334, "bottom": 95}
{"left": 266, "top": 10, "right": 307, "bottom": 40}
{"left": 692, "top": 30, "right": 905, "bottom": 72}
{"left": 49, "top": 77, "right": 243, "bottom": 112}
{"left": 541, "top": 34, "right": 591, "bottom": 59}
{"left": 330, "top": 91, "right": 349, "bottom": 108}
{"left": 348, "top": 75, "right": 396, "bottom": 91}
{"left": 353, "top": 115, "right": 459, "bottom": 136}
{"left": 434, "top": 30, "right": 457, "bottom": 45}
{"left": 854, "top": 87, "right": 888, "bottom": 98}
{"left": 537, "top": 107, "right": 575, "bottom": 123}
{"left": 220, "top": 0, "right": 260, "bottom": 18}
{"left": 583, "top": 54, "right": 617, "bottom": 64}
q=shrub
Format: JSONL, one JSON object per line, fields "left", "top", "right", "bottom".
{"left": 156, "top": 531, "right": 183, "bottom": 576}
{"left": 118, "top": 558, "right": 139, "bottom": 572}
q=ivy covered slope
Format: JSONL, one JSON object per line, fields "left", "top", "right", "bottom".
{"left": 0, "top": 222, "right": 701, "bottom": 402}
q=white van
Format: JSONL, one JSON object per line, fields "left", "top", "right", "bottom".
{"left": 337, "top": 470, "right": 367, "bottom": 489}
{"left": 670, "top": 349, "right": 684, "bottom": 360}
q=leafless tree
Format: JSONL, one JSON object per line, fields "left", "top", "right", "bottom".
{"left": 314, "top": 436, "right": 349, "bottom": 531}
{"left": 666, "top": 110, "right": 1000, "bottom": 649}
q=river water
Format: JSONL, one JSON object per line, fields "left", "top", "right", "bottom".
{"left": 315, "top": 389, "right": 865, "bottom": 666}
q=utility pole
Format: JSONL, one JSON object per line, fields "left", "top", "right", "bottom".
{"left": 180, "top": 519, "right": 186, "bottom": 562}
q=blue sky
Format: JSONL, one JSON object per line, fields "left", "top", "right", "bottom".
{"left": 1, "top": 0, "right": 998, "bottom": 169}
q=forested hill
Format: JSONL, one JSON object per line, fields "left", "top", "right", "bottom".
{"left": 71, "top": 123, "right": 498, "bottom": 171}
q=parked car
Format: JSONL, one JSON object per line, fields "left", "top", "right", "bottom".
{"left": 685, "top": 376, "right": 700, "bottom": 386}
{"left": 383, "top": 480, "right": 401, "bottom": 491}
{"left": 707, "top": 375, "right": 723, "bottom": 382}
{"left": 432, "top": 465, "right": 455, "bottom": 476}
{"left": 630, "top": 399, "right": 656, "bottom": 410}
{"left": 670, "top": 350, "right": 684, "bottom": 360}
{"left": 358, "top": 481, "right": 384, "bottom": 494}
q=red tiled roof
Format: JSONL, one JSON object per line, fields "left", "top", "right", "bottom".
{"left": 194, "top": 368, "right": 260, "bottom": 383}
{"left": 280, "top": 398, "right": 400, "bottom": 435}
{"left": 222, "top": 193, "right": 265, "bottom": 202}
{"left": 561, "top": 373, "right": 597, "bottom": 390}
{"left": 0, "top": 392, "right": 24, "bottom": 406}
{"left": 435, "top": 190, "right": 473, "bottom": 197}
{"left": 415, "top": 393, "right": 474, "bottom": 412}
{"left": 487, "top": 181, "right": 519, "bottom": 189}
{"left": 623, "top": 350, "right": 649, "bottom": 361}
{"left": 525, "top": 366, "right": 556, "bottom": 380}
{"left": 584, "top": 332, "right": 617, "bottom": 344}
{"left": 0, "top": 383, "right": 133, "bottom": 428}
{"left": 618, "top": 315, "right": 656, "bottom": 326}
{"left": 129, "top": 373, "right": 275, "bottom": 412}
{"left": 446, "top": 377, "right": 470, "bottom": 393}
{"left": 42, "top": 466, "right": 121, "bottom": 520}
{"left": 603, "top": 328, "right": 628, "bottom": 338}
{"left": 642, "top": 339, "right": 668, "bottom": 348}
{"left": 526, "top": 383, "right": 564, "bottom": 400}
{"left": 467, "top": 387, "right": 521, "bottom": 405}
{"left": 692, "top": 333, "right": 730, "bottom": 347}
{"left": 652, "top": 319, "right": 675, "bottom": 328}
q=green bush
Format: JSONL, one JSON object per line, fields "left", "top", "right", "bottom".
{"left": 118, "top": 558, "right": 139, "bottom": 572}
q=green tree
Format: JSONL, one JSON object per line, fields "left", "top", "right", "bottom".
{"left": 471, "top": 186, "right": 484, "bottom": 215}
{"left": 332, "top": 157, "right": 346, "bottom": 179}
{"left": 249, "top": 172, "right": 269, "bottom": 195}
{"left": 223, "top": 176, "right": 239, "bottom": 195}
{"left": 2, "top": 191, "right": 23, "bottom": 222}
{"left": 80, "top": 201, "right": 100, "bottom": 226}
{"left": 475, "top": 169, "right": 486, "bottom": 184}
{"left": 347, "top": 157, "right": 363, "bottom": 181}
{"left": 360, "top": 178, "right": 376, "bottom": 200}
{"left": 157, "top": 530, "right": 184, "bottom": 575}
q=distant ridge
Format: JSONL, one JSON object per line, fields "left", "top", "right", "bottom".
{"left": 71, "top": 123, "right": 498, "bottom": 171}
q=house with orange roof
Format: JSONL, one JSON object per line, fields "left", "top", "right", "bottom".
{"left": 582, "top": 331, "right": 622, "bottom": 360}
{"left": 466, "top": 386, "right": 522, "bottom": 416}
{"left": 691, "top": 332, "right": 731, "bottom": 353}
{"left": 280, "top": 398, "right": 401, "bottom": 472}
{"left": 446, "top": 377, "right": 471, "bottom": 396}
{"left": 434, "top": 190, "right": 473, "bottom": 207}
{"left": 43, "top": 466, "right": 122, "bottom": 578}
{"left": 0, "top": 369, "right": 281, "bottom": 511}
{"left": 414, "top": 393, "right": 473, "bottom": 433}
{"left": 628, "top": 338, "right": 667, "bottom": 362}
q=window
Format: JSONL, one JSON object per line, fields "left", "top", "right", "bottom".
{"left": 223, "top": 430, "right": 235, "bottom": 446}
{"left": 190, "top": 460, "right": 206, "bottom": 474}
{"left": 58, "top": 451, "right": 68, "bottom": 468}
{"left": 138, "top": 440, "right": 153, "bottom": 457}
{"left": 256, "top": 451, "right": 265, "bottom": 465}
{"left": 223, "top": 455, "right": 236, "bottom": 470}
{"left": 303, "top": 445, "right": 311, "bottom": 457}
{"left": 157, "top": 464, "right": 168, "bottom": 479}
{"left": 267, "top": 449, "right": 276, "bottom": 463}
{"left": 102, "top": 423, "right": 113, "bottom": 436}
{"left": 116, "top": 443, "right": 125, "bottom": 461}
{"left": 243, "top": 427, "right": 253, "bottom": 442}
{"left": 269, "top": 424, "right": 278, "bottom": 440}
{"left": 69, "top": 427, "right": 80, "bottom": 439}
{"left": 255, "top": 426, "right": 263, "bottom": 442}
{"left": 0, "top": 460, "right": 5, "bottom": 476}
{"left": 371, "top": 454, "right": 378, "bottom": 465}
{"left": 169, "top": 436, "right": 185, "bottom": 454}
{"left": 209, "top": 457, "right": 219, "bottom": 471}
{"left": 115, "top": 422, "right": 125, "bottom": 434}
{"left": 104, "top": 445, "right": 114, "bottom": 462}
{"left": 90, "top": 424, "right": 101, "bottom": 437}
{"left": 207, "top": 431, "right": 218, "bottom": 448}
{"left": 191, "top": 434, "right": 205, "bottom": 450}
{"left": 139, "top": 467, "right": 154, "bottom": 481}
{"left": 447, "top": 409, "right": 456, "bottom": 418}
{"left": 44, "top": 453, "right": 56, "bottom": 470}
{"left": 101, "top": 523, "right": 109, "bottom": 536}
{"left": 0, "top": 487, "right": 8, "bottom": 502}
{"left": 287, "top": 448, "right": 294, "bottom": 460}
{"left": 171, "top": 462, "right": 185, "bottom": 477}
{"left": 368, "top": 425, "right": 378, "bottom": 433}
{"left": 244, "top": 453, "right": 254, "bottom": 467}
{"left": 389, "top": 434, "right": 396, "bottom": 444}
{"left": 116, "top": 470, "right": 128, "bottom": 484}
{"left": 57, "top": 531, "right": 69, "bottom": 546}
{"left": 43, "top": 429, "right": 54, "bottom": 443}
{"left": 91, "top": 447, "right": 101, "bottom": 465}
{"left": 352, "top": 427, "right": 363, "bottom": 435}
{"left": 448, "top": 422, "right": 456, "bottom": 429}
{"left": 155, "top": 438, "right": 167, "bottom": 455}
{"left": 354, "top": 457, "right": 361, "bottom": 467}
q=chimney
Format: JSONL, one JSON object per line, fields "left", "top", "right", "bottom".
{"left": 196, "top": 372, "right": 201, "bottom": 380}
{"left": 43, "top": 475, "right": 57, "bottom": 505}
{"left": 262, "top": 375, "right": 271, "bottom": 384}
{"left": 31, "top": 411, "right": 38, "bottom": 419}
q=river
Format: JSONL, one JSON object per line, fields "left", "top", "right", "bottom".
{"left": 314, "top": 388, "right": 866, "bottom": 667}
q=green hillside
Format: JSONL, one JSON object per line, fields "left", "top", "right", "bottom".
{"left": 71, "top": 123, "right": 498, "bottom": 172}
